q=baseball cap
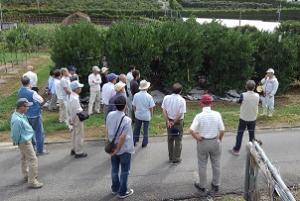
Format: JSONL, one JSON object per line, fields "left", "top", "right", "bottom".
{"left": 200, "top": 94, "right": 213, "bottom": 105}
{"left": 70, "top": 80, "right": 84, "bottom": 90}
{"left": 16, "top": 98, "right": 33, "bottom": 108}
{"left": 107, "top": 73, "right": 118, "bottom": 82}
{"left": 266, "top": 68, "right": 275, "bottom": 74}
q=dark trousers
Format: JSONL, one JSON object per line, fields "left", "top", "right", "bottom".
{"left": 111, "top": 153, "right": 131, "bottom": 196}
{"left": 233, "top": 119, "right": 256, "bottom": 152}
{"left": 167, "top": 120, "right": 183, "bottom": 161}
{"left": 133, "top": 118, "right": 149, "bottom": 146}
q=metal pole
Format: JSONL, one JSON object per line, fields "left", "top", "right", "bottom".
{"left": 277, "top": 1, "right": 282, "bottom": 22}
{"left": 0, "top": 3, "right": 3, "bottom": 30}
{"left": 36, "top": 0, "right": 40, "bottom": 14}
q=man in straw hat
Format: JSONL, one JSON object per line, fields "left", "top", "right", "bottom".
{"left": 132, "top": 80, "right": 155, "bottom": 148}
{"left": 88, "top": 66, "right": 102, "bottom": 115}
{"left": 190, "top": 94, "right": 225, "bottom": 196}
{"left": 230, "top": 80, "right": 259, "bottom": 156}
{"left": 260, "top": 68, "right": 279, "bottom": 117}
{"left": 11, "top": 98, "right": 43, "bottom": 189}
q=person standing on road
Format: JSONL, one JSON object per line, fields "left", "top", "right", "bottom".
{"left": 18, "top": 76, "right": 48, "bottom": 156}
{"left": 102, "top": 73, "right": 117, "bottom": 120}
{"left": 260, "top": 68, "right": 279, "bottom": 117}
{"left": 88, "top": 66, "right": 102, "bottom": 115}
{"left": 132, "top": 80, "right": 155, "bottom": 148}
{"left": 107, "top": 95, "right": 134, "bottom": 199}
{"left": 69, "top": 80, "right": 88, "bottom": 158}
{"left": 60, "top": 68, "right": 72, "bottom": 128}
{"left": 11, "top": 98, "right": 43, "bottom": 189}
{"left": 23, "top": 65, "right": 38, "bottom": 92}
{"left": 130, "top": 70, "right": 140, "bottom": 124}
{"left": 230, "top": 80, "right": 259, "bottom": 156}
{"left": 162, "top": 83, "right": 186, "bottom": 163}
{"left": 190, "top": 95, "right": 225, "bottom": 195}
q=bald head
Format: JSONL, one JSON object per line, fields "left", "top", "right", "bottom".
{"left": 119, "top": 74, "right": 127, "bottom": 84}
{"left": 27, "top": 65, "right": 34, "bottom": 71}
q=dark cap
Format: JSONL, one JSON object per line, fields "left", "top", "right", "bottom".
{"left": 16, "top": 98, "right": 33, "bottom": 108}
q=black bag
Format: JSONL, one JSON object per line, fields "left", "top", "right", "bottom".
{"left": 105, "top": 115, "right": 126, "bottom": 154}
{"left": 77, "top": 111, "right": 89, "bottom": 122}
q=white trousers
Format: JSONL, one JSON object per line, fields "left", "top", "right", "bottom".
{"left": 88, "top": 90, "right": 101, "bottom": 115}
{"left": 261, "top": 95, "right": 275, "bottom": 114}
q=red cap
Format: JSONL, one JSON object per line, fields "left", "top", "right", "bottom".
{"left": 200, "top": 94, "right": 213, "bottom": 105}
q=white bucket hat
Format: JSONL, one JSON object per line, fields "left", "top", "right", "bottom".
{"left": 266, "top": 68, "right": 275, "bottom": 74}
{"left": 139, "top": 80, "right": 151, "bottom": 90}
{"left": 92, "top": 66, "right": 100, "bottom": 72}
{"left": 114, "top": 81, "right": 126, "bottom": 92}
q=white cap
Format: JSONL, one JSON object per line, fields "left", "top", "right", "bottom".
{"left": 266, "top": 68, "right": 275, "bottom": 74}
{"left": 92, "top": 66, "right": 100, "bottom": 72}
{"left": 114, "top": 81, "right": 126, "bottom": 92}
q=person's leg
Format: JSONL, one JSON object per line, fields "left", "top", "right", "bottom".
{"left": 58, "top": 99, "right": 65, "bottom": 123}
{"left": 133, "top": 118, "right": 142, "bottom": 145}
{"left": 142, "top": 121, "right": 149, "bottom": 146}
{"left": 197, "top": 141, "right": 209, "bottom": 188}
{"left": 19, "top": 145, "right": 28, "bottom": 180}
{"left": 111, "top": 155, "right": 120, "bottom": 193}
{"left": 268, "top": 96, "right": 275, "bottom": 116}
{"left": 48, "top": 94, "right": 57, "bottom": 110}
{"left": 247, "top": 121, "right": 256, "bottom": 142}
{"left": 210, "top": 140, "right": 222, "bottom": 187}
{"left": 261, "top": 96, "right": 267, "bottom": 115}
{"left": 119, "top": 153, "right": 132, "bottom": 196}
{"left": 35, "top": 116, "right": 45, "bottom": 154}
{"left": 27, "top": 118, "right": 37, "bottom": 152}
{"left": 88, "top": 90, "right": 96, "bottom": 115}
{"left": 74, "top": 118, "right": 84, "bottom": 154}
{"left": 94, "top": 90, "right": 101, "bottom": 113}
{"left": 233, "top": 119, "right": 247, "bottom": 152}
{"left": 173, "top": 121, "right": 183, "bottom": 161}
{"left": 167, "top": 126, "right": 174, "bottom": 161}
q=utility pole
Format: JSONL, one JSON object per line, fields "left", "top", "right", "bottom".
{"left": 0, "top": 3, "right": 3, "bottom": 30}
{"left": 36, "top": 0, "right": 40, "bottom": 14}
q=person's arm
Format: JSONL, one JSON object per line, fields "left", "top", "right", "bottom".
{"left": 218, "top": 114, "right": 225, "bottom": 141}
{"left": 111, "top": 133, "right": 126, "bottom": 156}
{"left": 189, "top": 116, "right": 202, "bottom": 142}
{"left": 149, "top": 96, "right": 155, "bottom": 117}
{"left": 261, "top": 76, "right": 267, "bottom": 84}
{"left": 237, "top": 93, "right": 244, "bottom": 104}
{"left": 95, "top": 75, "right": 102, "bottom": 84}
{"left": 270, "top": 79, "right": 279, "bottom": 97}
{"left": 33, "top": 73, "right": 38, "bottom": 87}
{"left": 11, "top": 121, "right": 22, "bottom": 145}
{"left": 33, "top": 91, "right": 44, "bottom": 103}
{"left": 219, "top": 130, "right": 225, "bottom": 141}
{"left": 88, "top": 74, "right": 94, "bottom": 86}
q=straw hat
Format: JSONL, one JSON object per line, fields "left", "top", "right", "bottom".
{"left": 114, "top": 81, "right": 126, "bottom": 92}
{"left": 139, "top": 80, "right": 151, "bottom": 90}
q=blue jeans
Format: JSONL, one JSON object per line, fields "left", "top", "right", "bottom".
{"left": 28, "top": 116, "right": 45, "bottom": 154}
{"left": 133, "top": 118, "right": 149, "bottom": 146}
{"left": 111, "top": 153, "right": 131, "bottom": 196}
{"left": 233, "top": 119, "right": 256, "bottom": 151}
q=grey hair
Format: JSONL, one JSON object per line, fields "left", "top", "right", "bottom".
{"left": 246, "top": 80, "right": 256, "bottom": 91}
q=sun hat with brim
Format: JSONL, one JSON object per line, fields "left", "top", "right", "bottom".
{"left": 139, "top": 80, "right": 151, "bottom": 90}
{"left": 266, "top": 68, "right": 275, "bottom": 74}
{"left": 16, "top": 98, "right": 33, "bottom": 108}
{"left": 107, "top": 73, "right": 118, "bottom": 82}
{"left": 92, "top": 66, "right": 100, "bottom": 72}
{"left": 200, "top": 94, "right": 213, "bottom": 105}
{"left": 101, "top": 67, "right": 109, "bottom": 73}
{"left": 70, "top": 80, "right": 84, "bottom": 90}
{"left": 114, "top": 81, "right": 126, "bottom": 92}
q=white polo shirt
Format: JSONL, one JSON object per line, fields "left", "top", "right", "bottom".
{"left": 88, "top": 73, "right": 102, "bottom": 92}
{"left": 101, "top": 82, "right": 116, "bottom": 105}
{"left": 190, "top": 107, "right": 225, "bottom": 139}
{"left": 68, "top": 92, "right": 83, "bottom": 120}
{"left": 54, "top": 79, "right": 63, "bottom": 100}
{"left": 161, "top": 94, "right": 186, "bottom": 120}
{"left": 23, "top": 71, "right": 38, "bottom": 87}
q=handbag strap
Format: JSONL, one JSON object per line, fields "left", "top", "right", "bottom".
{"left": 111, "top": 115, "right": 126, "bottom": 143}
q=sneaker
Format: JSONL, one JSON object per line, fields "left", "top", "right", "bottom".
{"left": 118, "top": 189, "right": 134, "bottom": 199}
{"left": 211, "top": 183, "right": 219, "bottom": 192}
{"left": 74, "top": 152, "right": 88, "bottom": 158}
{"left": 229, "top": 149, "right": 240, "bottom": 156}
{"left": 28, "top": 180, "right": 43, "bottom": 189}
{"left": 23, "top": 176, "right": 28, "bottom": 183}
{"left": 36, "top": 150, "right": 49, "bottom": 156}
{"left": 173, "top": 158, "right": 182, "bottom": 164}
{"left": 141, "top": 144, "right": 147, "bottom": 148}
{"left": 70, "top": 149, "right": 75, "bottom": 156}
{"left": 111, "top": 191, "right": 118, "bottom": 195}
{"left": 194, "top": 182, "right": 208, "bottom": 194}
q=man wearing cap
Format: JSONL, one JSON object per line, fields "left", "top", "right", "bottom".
{"left": 23, "top": 65, "right": 38, "bottom": 92}
{"left": 60, "top": 68, "right": 72, "bottom": 127}
{"left": 162, "top": 83, "right": 186, "bottom": 163}
{"left": 190, "top": 95, "right": 225, "bottom": 195}
{"left": 260, "top": 68, "right": 279, "bottom": 117}
{"left": 102, "top": 73, "right": 117, "bottom": 120}
{"left": 88, "top": 66, "right": 102, "bottom": 115}
{"left": 107, "top": 81, "right": 127, "bottom": 115}
{"left": 100, "top": 67, "right": 109, "bottom": 89}
{"left": 11, "top": 98, "right": 43, "bottom": 188}
{"left": 132, "top": 80, "right": 155, "bottom": 148}
{"left": 230, "top": 80, "right": 260, "bottom": 156}
{"left": 69, "top": 80, "right": 88, "bottom": 158}
{"left": 18, "top": 76, "right": 47, "bottom": 155}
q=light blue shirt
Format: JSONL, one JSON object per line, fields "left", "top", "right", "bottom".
{"left": 132, "top": 91, "right": 155, "bottom": 121}
{"left": 48, "top": 76, "right": 55, "bottom": 94}
{"left": 106, "top": 111, "right": 134, "bottom": 155}
{"left": 10, "top": 112, "right": 34, "bottom": 144}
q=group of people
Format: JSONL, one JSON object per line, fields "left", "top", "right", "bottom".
{"left": 10, "top": 64, "right": 279, "bottom": 198}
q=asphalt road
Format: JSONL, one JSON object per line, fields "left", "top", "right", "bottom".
{"left": 1, "top": 129, "right": 300, "bottom": 201}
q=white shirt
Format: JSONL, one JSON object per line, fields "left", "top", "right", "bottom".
{"left": 126, "top": 72, "right": 134, "bottom": 92}
{"left": 240, "top": 91, "right": 259, "bottom": 121}
{"left": 68, "top": 92, "right": 83, "bottom": 121}
{"left": 161, "top": 94, "right": 186, "bottom": 120}
{"left": 132, "top": 91, "right": 155, "bottom": 121}
{"left": 32, "top": 90, "right": 44, "bottom": 103}
{"left": 60, "top": 76, "right": 71, "bottom": 101}
{"left": 54, "top": 79, "right": 63, "bottom": 100}
{"left": 23, "top": 71, "right": 38, "bottom": 87}
{"left": 190, "top": 107, "right": 225, "bottom": 139}
{"left": 101, "top": 82, "right": 116, "bottom": 105}
{"left": 88, "top": 73, "right": 102, "bottom": 92}
{"left": 261, "top": 76, "right": 279, "bottom": 97}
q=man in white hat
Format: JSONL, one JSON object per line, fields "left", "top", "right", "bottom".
{"left": 88, "top": 66, "right": 102, "bottom": 115}
{"left": 132, "top": 80, "right": 155, "bottom": 148}
{"left": 69, "top": 80, "right": 88, "bottom": 158}
{"left": 107, "top": 81, "right": 127, "bottom": 115}
{"left": 260, "top": 68, "right": 279, "bottom": 117}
